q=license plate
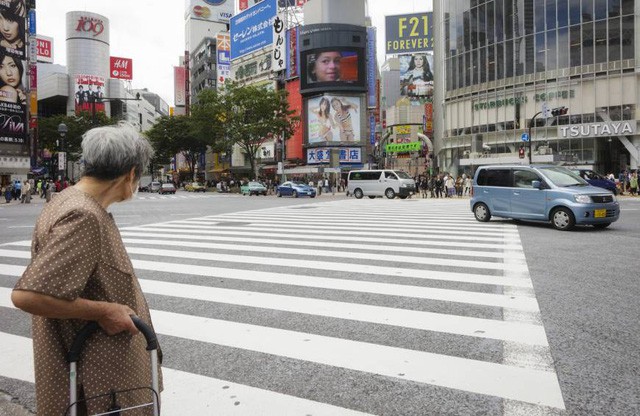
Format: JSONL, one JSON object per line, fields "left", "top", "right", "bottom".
{"left": 594, "top": 209, "right": 607, "bottom": 218}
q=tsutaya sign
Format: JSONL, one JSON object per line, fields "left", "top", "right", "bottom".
{"left": 559, "top": 121, "right": 636, "bottom": 138}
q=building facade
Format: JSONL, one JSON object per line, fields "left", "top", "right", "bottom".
{"left": 434, "top": 0, "right": 639, "bottom": 176}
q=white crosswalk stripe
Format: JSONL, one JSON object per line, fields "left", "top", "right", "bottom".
{"left": 0, "top": 199, "right": 565, "bottom": 415}
{"left": 136, "top": 193, "right": 238, "bottom": 200}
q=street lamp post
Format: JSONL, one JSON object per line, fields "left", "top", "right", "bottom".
{"left": 57, "top": 122, "right": 68, "bottom": 183}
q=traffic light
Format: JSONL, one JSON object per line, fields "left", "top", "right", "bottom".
{"left": 551, "top": 106, "right": 568, "bottom": 117}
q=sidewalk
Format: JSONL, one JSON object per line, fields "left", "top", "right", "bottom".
{"left": 0, "top": 193, "right": 48, "bottom": 208}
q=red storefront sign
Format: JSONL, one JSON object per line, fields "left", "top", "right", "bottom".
{"left": 36, "top": 36, "right": 53, "bottom": 63}
{"left": 110, "top": 56, "right": 133, "bottom": 80}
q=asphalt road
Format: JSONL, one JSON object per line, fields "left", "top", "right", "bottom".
{"left": 0, "top": 190, "right": 638, "bottom": 415}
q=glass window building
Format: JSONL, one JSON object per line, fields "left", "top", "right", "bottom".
{"left": 433, "top": 0, "right": 639, "bottom": 176}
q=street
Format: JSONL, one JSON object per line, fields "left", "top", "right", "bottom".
{"left": 0, "top": 191, "right": 639, "bottom": 415}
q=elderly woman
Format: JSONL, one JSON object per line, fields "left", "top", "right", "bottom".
{"left": 12, "top": 123, "right": 162, "bottom": 415}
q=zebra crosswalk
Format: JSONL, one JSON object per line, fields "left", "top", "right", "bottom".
{"left": 0, "top": 199, "right": 566, "bottom": 415}
{"left": 136, "top": 192, "right": 239, "bottom": 200}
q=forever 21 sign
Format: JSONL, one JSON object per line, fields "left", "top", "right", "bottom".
{"left": 75, "top": 16, "right": 105, "bottom": 37}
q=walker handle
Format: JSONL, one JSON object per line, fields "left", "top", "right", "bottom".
{"left": 67, "top": 316, "right": 158, "bottom": 363}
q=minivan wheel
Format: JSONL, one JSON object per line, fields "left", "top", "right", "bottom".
{"left": 474, "top": 203, "right": 491, "bottom": 222}
{"left": 293, "top": 190, "right": 298, "bottom": 198}
{"left": 551, "top": 207, "right": 575, "bottom": 231}
{"left": 354, "top": 188, "right": 364, "bottom": 199}
{"left": 385, "top": 188, "right": 396, "bottom": 199}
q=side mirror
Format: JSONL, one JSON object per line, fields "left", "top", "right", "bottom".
{"left": 532, "top": 180, "right": 542, "bottom": 189}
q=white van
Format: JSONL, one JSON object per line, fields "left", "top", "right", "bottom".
{"left": 347, "top": 170, "right": 417, "bottom": 199}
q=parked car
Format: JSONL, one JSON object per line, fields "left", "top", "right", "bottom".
{"left": 241, "top": 181, "right": 268, "bottom": 196}
{"left": 471, "top": 165, "right": 620, "bottom": 231}
{"left": 570, "top": 169, "right": 617, "bottom": 194}
{"left": 185, "top": 182, "right": 206, "bottom": 192}
{"left": 276, "top": 181, "right": 316, "bottom": 198}
{"left": 159, "top": 183, "right": 176, "bottom": 195}
{"left": 148, "top": 181, "right": 162, "bottom": 193}
{"left": 138, "top": 183, "right": 150, "bottom": 192}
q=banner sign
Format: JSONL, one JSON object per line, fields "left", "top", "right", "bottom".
{"left": 386, "top": 142, "right": 422, "bottom": 153}
{"left": 285, "top": 26, "right": 298, "bottom": 78}
{"left": 424, "top": 102, "right": 433, "bottom": 134}
{"left": 369, "top": 114, "right": 376, "bottom": 145}
{"left": 271, "top": 13, "right": 286, "bottom": 72}
{"left": 366, "top": 27, "right": 376, "bottom": 108}
{"left": 385, "top": 12, "right": 433, "bottom": 55}
{"left": 230, "top": 0, "right": 277, "bottom": 60}
{"left": 216, "top": 32, "right": 231, "bottom": 88}
{"left": 36, "top": 35, "right": 53, "bottom": 63}
{"left": 307, "top": 147, "right": 362, "bottom": 164}
{"left": 110, "top": 56, "right": 133, "bottom": 80}
{"left": 174, "top": 66, "right": 186, "bottom": 106}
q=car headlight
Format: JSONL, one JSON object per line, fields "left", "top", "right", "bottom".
{"left": 401, "top": 183, "right": 408, "bottom": 188}
{"left": 574, "top": 195, "right": 592, "bottom": 203}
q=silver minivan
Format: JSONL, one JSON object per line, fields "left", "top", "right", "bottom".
{"left": 347, "top": 170, "right": 417, "bottom": 199}
{"left": 470, "top": 165, "right": 620, "bottom": 230}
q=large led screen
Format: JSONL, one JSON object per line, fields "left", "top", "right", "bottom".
{"left": 307, "top": 94, "right": 362, "bottom": 145}
{"left": 300, "top": 48, "right": 365, "bottom": 93}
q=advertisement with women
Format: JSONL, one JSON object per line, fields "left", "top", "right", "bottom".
{"left": 0, "top": 0, "right": 26, "bottom": 144}
{"left": 399, "top": 53, "right": 434, "bottom": 103}
{"left": 307, "top": 94, "right": 361, "bottom": 144}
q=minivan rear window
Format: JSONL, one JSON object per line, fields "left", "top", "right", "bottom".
{"left": 477, "top": 169, "right": 511, "bottom": 187}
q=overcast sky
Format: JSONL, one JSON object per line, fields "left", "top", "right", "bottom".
{"left": 38, "top": 0, "right": 431, "bottom": 106}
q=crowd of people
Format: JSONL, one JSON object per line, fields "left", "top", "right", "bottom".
{"left": 1, "top": 178, "right": 71, "bottom": 204}
{"left": 611, "top": 170, "right": 639, "bottom": 196}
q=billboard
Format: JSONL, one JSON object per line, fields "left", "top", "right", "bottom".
{"left": 74, "top": 74, "right": 104, "bottom": 114}
{"left": 307, "top": 94, "right": 362, "bottom": 145}
{"left": 230, "top": 0, "right": 277, "bottom": 60}
{"left": 174, "top": 66, "right": 186, "bottom": 106}
{"left": 0, "top": 0, "right": 27, "bottom": 144}
{"left": 110, "top": 56, "right": 133, "bottom": 80}
{"left": 399, "top": 53, "right": 434, "bottom": 101}
{"left": 36, "top": 34, "right": 53, "bottom": 63}
{"left": 385, "top": 12, "right": 433, "bottom": 55}
{"left": 216, "top": 32, "right": 230, "bottom": 88}
{"left": 271, "top": 13, "right": 285, "bottom": 72}
{"left": 300, "top": 48, "right": 364, "bottom": 92}
{"left": 186, "top": 0, "right": 234, "bottom": 23}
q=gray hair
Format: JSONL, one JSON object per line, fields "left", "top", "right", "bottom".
{"left": 81, "top": 122, "right": 154, "bottom": 181}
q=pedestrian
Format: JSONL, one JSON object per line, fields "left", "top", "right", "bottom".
{"left": 11, "top": 123, "right": 163, "bottom": 415}
{"left": 13, "top": 179, "right": 21, "bottom": 200}
{"left": 435, "top": 175, "right": 443, "bottom": 198}
{"left": 21, "top": 180, "right": 30, "bottom": 203}
{"left": 1, "top": 183, "right": 9, "bottom": 203}
{"left": 629, "top": 171, "right": 638, "bottom": 196}
{"left": 463, "top": 175, "right": 472, "bottom": 196}
{"left": 419, "top": 178, "right": 428, "bottom": 198}
{"left": 45, "top": 180, "right": 53, "bottom": 202}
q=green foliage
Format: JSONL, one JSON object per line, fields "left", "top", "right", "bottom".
{"left": 38, "top": 112, "right": 114, "bottom": 161}
{"left": 145, "top": 115, "right": 209, "bottom": 179}
{"left": 190, "top": 82, "right": 299, "bottom": 179}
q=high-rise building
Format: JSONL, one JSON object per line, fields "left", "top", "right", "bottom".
{"left": 434, "top": 0, "right": 639, "bottom": 175}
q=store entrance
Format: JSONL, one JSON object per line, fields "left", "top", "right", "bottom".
{"left": 598, "top": 138, "right": 626, "bottom": 175}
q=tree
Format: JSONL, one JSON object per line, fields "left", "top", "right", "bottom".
{"left": 191, "top": 82, "right": 298, "bottom": 179}
{"left": 38, "top": 111, "right": 114, "bottom": 162}
{"left": 145, "top": 115, "right": 209, "bottom": 181}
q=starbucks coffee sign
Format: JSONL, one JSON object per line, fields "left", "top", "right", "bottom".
{"left": 558, "top": 121, "right": 636, "bottom": 138}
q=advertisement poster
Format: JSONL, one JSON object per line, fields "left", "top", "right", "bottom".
{"left": 186, "top": 0, "right": 234, "bottom": 23}
{"left": 271, "top": 13, "right": 285, "bottom": 72}
{"left": 305, "top": 50, "right": 359, "bottom": 84}
{"left": 110, "top": 56, "right": 133, "bottom": 80}
{"left": 385, "top": 12, "right": 433, "bottom": 55}
{"left": 307, "top": 94, "right": 361, "bottom": 144}
{"left": 74, "top": 74, "right": 105, "bottom": 114}
{"left": 285, "top": 26, "right": 298, "bottom": 79}
{"left": 230, "top": 0, "right": 276, "bottom": 60}
{"left": 399, "top": 53, "right": 434, "bottom": 101}
{"left": 0, "top": 0, "right": 27, "bottom": 144}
